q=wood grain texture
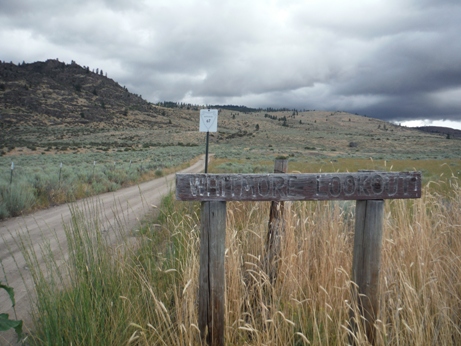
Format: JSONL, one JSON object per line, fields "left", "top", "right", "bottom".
{"left": 198, "top": 201, "right": 226, "bottom": 346}
{"left": 265, "top": 159, "right": 288, "bottom": 284}
{"left": 176, "top": 172, "right": 421, "bottom": 201}
{"left": 350, "top": 200, "right": 384, "bottom": 345}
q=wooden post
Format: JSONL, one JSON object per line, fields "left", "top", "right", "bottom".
{"left": 350, "top": 199, "right": 384, "bottom": 345}
{"left": 175, "top": 171, "right": 420, "bottom": 345}
{"left": 265, "top": 158, "right": 288, "bottom": 284}
{"left": 199, "top": 201, "right": 226, "bottom": 346}
{"left": 58, "top": 162, "right": 62, "bottom": 187}
{"left": 10, "top": 162, "right": 14, "bottom": 185}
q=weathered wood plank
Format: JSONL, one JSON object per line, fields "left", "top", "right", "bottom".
{"left": 176, "top": 172, "right": 421, "bottom": 201}
{"left": 198, "top": 201, "right": 226, "bottom": 346}
{"left": 350, "top": 200, "right": 384, "bottom": 345}
{"left": 265, "top": 158, "right": 288, "bottom": 284}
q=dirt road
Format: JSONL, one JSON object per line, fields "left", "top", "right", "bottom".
{"left": 0, "top": 156, "right": 205, "bottom": 345}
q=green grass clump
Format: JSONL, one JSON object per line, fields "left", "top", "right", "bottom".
{"left": 19, "top": 196, "right": 201, "bottom": 345}
{"left": 19, "top": 203, "right": 132, "bottom": 345}
{"left": 0, "top": 183, "right": 35, "bottom": 217}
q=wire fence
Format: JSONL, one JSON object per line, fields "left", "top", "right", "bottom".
{"left": 0, "top": 147, "right": 203, "bottom": 220}
{"left": 2, "top": 159, "right": 160, "bottom": 186}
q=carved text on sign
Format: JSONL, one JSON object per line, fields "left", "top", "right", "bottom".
{"left": 176, "top": 172, "right": 421, "bottom": 201}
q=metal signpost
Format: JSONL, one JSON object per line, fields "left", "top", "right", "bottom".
{"left": 199, "top": 109, "right": 218, "bottom": 173}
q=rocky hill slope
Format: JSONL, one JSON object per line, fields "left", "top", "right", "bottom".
{"left": 1, "top": 59, "right": 460, "bottom": 160}
{"left": 0, "top": 59, "right": 167, "bottom": 128}
{"left": 0, "top": 59, "right": 203, "bottom": 150}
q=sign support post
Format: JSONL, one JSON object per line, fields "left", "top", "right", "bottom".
{"left": 198, "top": 201, "right": 226, "bottom": 346}
{"left": 58, "top": 162, "right": 63, "bottom": 187}
{"left": 199, "top": 109, "right": 218, "bottom": 174}
{"left": 10, "top": 162, "right": 14, "bottom": 185}
{"left": 350, "top": 199, "right": 384, "bottom": 344}
{"left": 205, "top": 131, "right": 209, "bottom": 173}
{"left": 176, "top": 171, "right": 422, "bottom": 345}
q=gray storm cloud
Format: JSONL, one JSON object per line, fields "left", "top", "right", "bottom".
{"left": 1, "top": 0, "right": 460, "bottom": 123}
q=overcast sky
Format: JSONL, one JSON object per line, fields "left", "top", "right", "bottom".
{"left": 1, "top": 0, "right": 461, "bottom": 129}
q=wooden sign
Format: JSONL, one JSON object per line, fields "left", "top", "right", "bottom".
{"left": 177, "top": 168, "right": 423, "bottom": 345}
{"left": 176, "top": 172, "right": 421, "bottom": 202}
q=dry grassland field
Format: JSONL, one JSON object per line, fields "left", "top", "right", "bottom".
{"left": 2, "top": 83, "right": 461, "bottom": 344}
{"left": 2, "top": 107, "right": 461, "bottom": 218}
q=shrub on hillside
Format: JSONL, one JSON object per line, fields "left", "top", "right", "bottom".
{"left": 0, "top": 183, "right": 35, "bottom": 217}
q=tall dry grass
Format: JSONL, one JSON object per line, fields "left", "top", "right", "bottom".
{"left": 21, "top": 180, "right": 461, "bottom": 345}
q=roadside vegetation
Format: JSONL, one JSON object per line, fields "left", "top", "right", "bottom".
{"left": 0, "top": 146, "right": 202, "bottom": 219}
{"left": 3, "top": 105, "right": 461, "bottom": 220}
{"left": 17, "top": 165, "right": 461, "bottom": 345}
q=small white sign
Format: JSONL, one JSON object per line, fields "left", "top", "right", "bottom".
{"left": 199, "top": 109, "right": 218, "bottom": 132}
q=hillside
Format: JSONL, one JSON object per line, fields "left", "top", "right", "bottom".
{"left": 0, "top": 59, "right": 201, "bottom": 150}
{"left": 0, "top": 59, "right": 186, "bottom": 129}
{"left": 1, "top": 59, "right": 461, "bottom": 160}
{"left": 417, "top": 126, "right": 461, "bottom": 139}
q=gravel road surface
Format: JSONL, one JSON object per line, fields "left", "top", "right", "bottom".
{"left": 0, "top": 156, "right": 205, "bottom": 345}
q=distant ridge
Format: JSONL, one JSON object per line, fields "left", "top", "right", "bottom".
{"left": 416, "top": 126, "right": 461, "bottom": 139}
{"left": 208, "top": 104, "right": 261, "bottom": 113}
